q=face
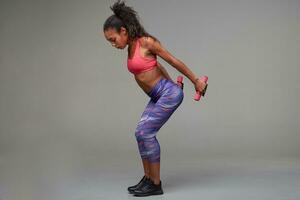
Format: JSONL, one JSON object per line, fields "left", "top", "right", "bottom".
{"left": 104, "top": 27, "right": 129, "bottom": 49}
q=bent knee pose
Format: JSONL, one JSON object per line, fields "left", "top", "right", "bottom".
{"left": 103, "top": 0, "right": 207, "bottom": 196}
{"left": 135, "top": 78, "right": 184, "bottom": 163}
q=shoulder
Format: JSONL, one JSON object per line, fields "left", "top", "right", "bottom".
{"left": 139, "top": 36, "right": 160, "bottom": 49}
{"left": 138, "top": 36, "right": 176, "bottom": 64}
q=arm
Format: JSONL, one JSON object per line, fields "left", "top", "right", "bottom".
{"left": 144, "top": 37, "right": 207, "bottom": 94}
{"left": 146, "top": 38, "right": 198, "bottom": 85}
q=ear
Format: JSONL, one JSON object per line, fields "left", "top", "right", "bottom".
{"left": 120, "top": 27, "right": 127, "bottom": 35}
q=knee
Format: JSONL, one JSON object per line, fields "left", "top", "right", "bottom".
{"left": 135, "top": 129, "right": 145, "bottom": 141}
{"left": 135, "top": 129, "right": 157, "bottom": 143}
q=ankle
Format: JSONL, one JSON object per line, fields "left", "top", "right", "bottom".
{"left": 145, "top": 174, "right": 150, "bottom": 179}
{"left": 149, "top": 177, "right": 160, "bottom": 185}
{"left": 153, "top": 180, "right": 160, "bottom": 185}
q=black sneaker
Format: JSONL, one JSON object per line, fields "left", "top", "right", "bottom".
{"left": 132, "top": 178, "right": 164, "bottom": 197}
{"left": 127, "top": 175, "right": 149, "bottom": 194}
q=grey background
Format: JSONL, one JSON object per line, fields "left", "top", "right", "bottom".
{"left": 1, "top": 0, "right": 300, "bottom": 200}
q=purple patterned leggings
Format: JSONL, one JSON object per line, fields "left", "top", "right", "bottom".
{"left": 135, "top": 78, "right": 184, "bottom": 163}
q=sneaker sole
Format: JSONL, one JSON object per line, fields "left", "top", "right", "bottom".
{"left": 133, "top": 190, "right": 164, "bottom": 197}
{"left": 128, "top": 189, "right": 136, "bottom": 194}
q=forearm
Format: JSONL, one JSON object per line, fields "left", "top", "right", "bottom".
{"left": 172, "top": 59, "right": 198, "bottom": 84}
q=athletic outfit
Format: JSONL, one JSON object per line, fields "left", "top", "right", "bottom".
{"left": 127, "top": 37, "right": 184, "bottom": 163}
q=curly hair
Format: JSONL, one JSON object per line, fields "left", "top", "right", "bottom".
{"left": 103, "top": 0, "right": 158, "bottom": 42}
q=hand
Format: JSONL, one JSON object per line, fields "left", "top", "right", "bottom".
{"left": 194, "top": 78, "right": 207, "bottom": 94}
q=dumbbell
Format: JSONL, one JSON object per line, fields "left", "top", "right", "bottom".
{"left": 177, "top": 75, "right": 184, "bottom": 89}
{"left": 177, "top": 75, "right": 208, "bottom": 101}
{"left": 194, "top": 76, "right": 208, "bottom": 101}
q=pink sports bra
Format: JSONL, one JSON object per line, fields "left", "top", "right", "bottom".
{"left": 127, "top": 38, "right": 157, "bottom": 75}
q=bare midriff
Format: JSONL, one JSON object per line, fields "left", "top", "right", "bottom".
{"left": 134, "top": 66, "right": 167, "bottom": 94}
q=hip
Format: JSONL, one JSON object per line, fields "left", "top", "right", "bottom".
{"left": 147, "top": 77, "right": 184, "bottom": 102}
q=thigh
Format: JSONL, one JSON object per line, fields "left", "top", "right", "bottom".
{"left": 136, "top": 99, "right": 156, "bottom": 129}
{"left": 137, "top": 85, "right": 184, "bottom": 139}
{"left": 149, "top": 86, "right": 184, "bottom": 127}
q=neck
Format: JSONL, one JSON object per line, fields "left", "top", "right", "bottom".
{"left": 127, "top": 38, "right": 139, "bottom": 51}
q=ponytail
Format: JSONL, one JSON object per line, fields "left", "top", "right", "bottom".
{"left": 103, "top": 0, "right": 158, "bottom": 42}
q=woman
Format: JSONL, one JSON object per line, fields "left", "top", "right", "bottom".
{"left": 103, "top": 0, "right": 207, "bottom": 197}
